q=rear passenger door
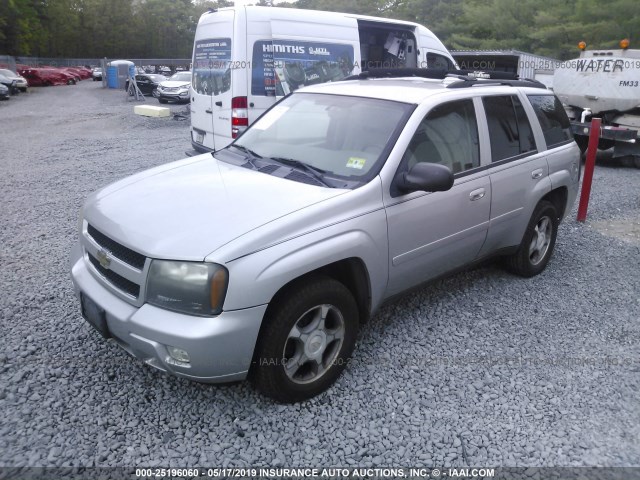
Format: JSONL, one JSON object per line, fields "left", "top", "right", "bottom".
{"left": 135, "top": 75, "right": 150, "bottom": 94}
{"left": 477, "top": 94, "right": 551, "bottom": 256}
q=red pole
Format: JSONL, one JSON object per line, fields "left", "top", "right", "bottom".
{"left": 576, "top": 117, "right": 601, "bottom": 222}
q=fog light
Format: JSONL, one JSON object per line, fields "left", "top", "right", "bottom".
{"left": 167, "top": 346, "right": 190, "bottom": 364}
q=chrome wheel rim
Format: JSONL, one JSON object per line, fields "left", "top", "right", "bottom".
{"left": 282, "top": 304, "right": 345, "bottom": 385}
{"left": 529, "top": 215, "right": 552, "bottom": 265}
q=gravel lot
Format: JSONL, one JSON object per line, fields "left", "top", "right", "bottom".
{"left": 1, "top": 81, "right": 639, "bottom": 469}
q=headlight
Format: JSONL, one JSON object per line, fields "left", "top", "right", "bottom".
{"left": 146, "top": 260, "right": 228, "bottom": 316}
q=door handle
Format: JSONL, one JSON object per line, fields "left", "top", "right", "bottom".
{"left": 215, "top": 101, "right": 222, "bottom": 106}
{"left": 469, "top": 188, "right": 485, "bottom": 201}
{"left": 205, "top": 108, "right": 213, "bottom": 114}
{"left": 531, "top": 169, "right": 544, "bottom": 179}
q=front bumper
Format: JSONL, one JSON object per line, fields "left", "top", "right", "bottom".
{"left": 158, "top": 90, "right": 190, "bottom": 102}
{"left": 70, "top": 241, "right": 267, "bottom": 383}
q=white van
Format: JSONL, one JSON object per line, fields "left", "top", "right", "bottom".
{"left": 189, "top": 6, "right": 456, "bottom": 153}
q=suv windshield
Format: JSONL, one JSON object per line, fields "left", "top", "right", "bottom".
{"left": 170, "top": 72, "right": 191, "bottom": 82}
{"left": 232, "top": 93, "right": 412, "bottom": 180}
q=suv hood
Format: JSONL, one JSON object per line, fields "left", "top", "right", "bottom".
{"left": 160, "top": 81, "right": 190, "bottom": 88}
{"left": 84, "top": 155, "right": 346, "bottom": 261}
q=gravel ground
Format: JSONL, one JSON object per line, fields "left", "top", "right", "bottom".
{"left": 1, "top": 81, "right": 639, "bottom": 469}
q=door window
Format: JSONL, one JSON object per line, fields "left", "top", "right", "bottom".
{"left": 402, "top": 99, "right": 480, "bottom": 174}
{"left": 483, "top": 95, "right": 536, "bottom": 162}
{"left": 192, "top": 38, "right": 232, "bottom": 95}
{"left": 527, "top": 95, "right": 573, "bottom": 148}
{"left": 426, "top": 52, "right": 454, "bottom": 70}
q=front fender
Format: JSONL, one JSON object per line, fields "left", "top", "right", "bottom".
{"left": 219, "top": 209, "right": 389, "bottom": 313}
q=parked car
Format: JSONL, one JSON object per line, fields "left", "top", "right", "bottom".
{"left": 0, "top": 69, "right": 28, "bottom": 92}
{"left": 92, "top": 68, "right": 103, "bottom": 81}
{"left": 18, "top": 67, "right": 75, "bottom": 86}
{"left": 60, "top": 67, "right": 81, "bottom": 82}
{"left": 71, "top": 70, "right": 580, "bottom": 403}
{"left": 0, "top": 83, "right": 9, "bottom": 100}
{"left": 78, "top": 67, "right": 94, "bottom": 79}
{"left": 125, "top": 74, "right": 166, "bottom": 97}
{"left": 156, "top": 71, "right": 191, "bottom": 104}
{"left": 0, "top": 73, "right": 19, "bottom": 95}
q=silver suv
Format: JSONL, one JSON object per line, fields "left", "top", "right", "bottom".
{"left": 71, "top": 71, "right": 580, "bottom": 402}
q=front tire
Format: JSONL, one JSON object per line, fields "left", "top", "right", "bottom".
{"left": 251, "top": 275, "right": 359, "bottom": 403}
{"left": 158, "top": 98, "right": 168, "bottom": 104}
{"left": 504, "top": 201, "right": 558, "bottom": 277}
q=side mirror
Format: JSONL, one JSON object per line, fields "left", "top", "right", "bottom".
{"left": 394, "top": 162, "right": 454, "bottom": 194}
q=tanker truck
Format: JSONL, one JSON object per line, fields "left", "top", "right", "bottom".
{"left": 553, "top": 40, "right": 640, "bottom": 168}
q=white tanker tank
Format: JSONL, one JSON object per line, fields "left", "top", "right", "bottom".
{"left": 553, "top": 43, "right": 640, "bottom": 167}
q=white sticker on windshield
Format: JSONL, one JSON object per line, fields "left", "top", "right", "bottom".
{"left": 253, "top": 105, "right": 289, "bottom": 130}
{"left": 346, "top": 157, "right": 366, "bottom": 169}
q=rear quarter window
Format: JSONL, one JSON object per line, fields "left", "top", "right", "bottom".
{"left": 527, "top": 95, "right": 573, "bottom": 148}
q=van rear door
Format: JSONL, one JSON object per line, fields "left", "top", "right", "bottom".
{"left": 191, "top": 9, "right": 234, "bottom": 152}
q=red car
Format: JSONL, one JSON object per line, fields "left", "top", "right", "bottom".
{"left": 62, "top": 67, "right": 91, "bottom": 81}
{"left": 17, "top": 66, "right": 77, "bottom": 86}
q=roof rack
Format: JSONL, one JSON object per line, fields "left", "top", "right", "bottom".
{"left": 447, "top": 77, "right": 547, "bottom": 89}
{"left": 341, "top": 68, "right": 547, "bottom": 90}
{"left": 343, "top": 68, "right": 449, "bottom": 81}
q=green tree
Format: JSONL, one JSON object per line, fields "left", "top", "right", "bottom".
{"left": 0, "top": 0, "right": 48, "bottom": 56}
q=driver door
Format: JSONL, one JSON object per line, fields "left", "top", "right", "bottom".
{"left": 385, "top": 98, "right": 491, "bottom": 295}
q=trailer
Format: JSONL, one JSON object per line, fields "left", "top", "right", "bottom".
{"left": 451, "top": 49, "right": 558, "bottom": 87}
{"left": 553, "top": 42, "right": 640, "bottom": 167}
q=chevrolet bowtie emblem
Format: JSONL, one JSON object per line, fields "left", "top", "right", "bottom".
{"left": 96, "top": 249, "right": 111, "bottom": 269}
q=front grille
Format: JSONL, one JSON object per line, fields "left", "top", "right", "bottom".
{"left": 87, "top": 225, "right": 146, "bottom": 270}
{"left": 88, "top": 254, "right": 140, "bottom": 298}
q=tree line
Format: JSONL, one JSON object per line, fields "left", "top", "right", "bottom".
{"left": 0, "top": 0, "right": 636, "bottom": 60}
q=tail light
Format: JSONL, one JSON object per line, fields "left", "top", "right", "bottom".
{"left": 231, "top": 96, "right": 248, "bottom": 138}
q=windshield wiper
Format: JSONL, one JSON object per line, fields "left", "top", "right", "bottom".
{"left": 230, "top": 144, "right": 262, "bottom": 169}
{"left": 268, "top": 157, "right": 332, "bottom": 187}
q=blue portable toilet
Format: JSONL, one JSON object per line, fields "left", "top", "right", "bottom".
{"left": 107, "top": 60, "right": 135, "bottom": 89}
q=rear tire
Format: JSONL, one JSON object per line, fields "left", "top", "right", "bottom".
{"left": 504, "top": 201, "right": 558, "bottom": 277}
{"left": 251, "top": 275, "right": 359, "bottom": 403}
